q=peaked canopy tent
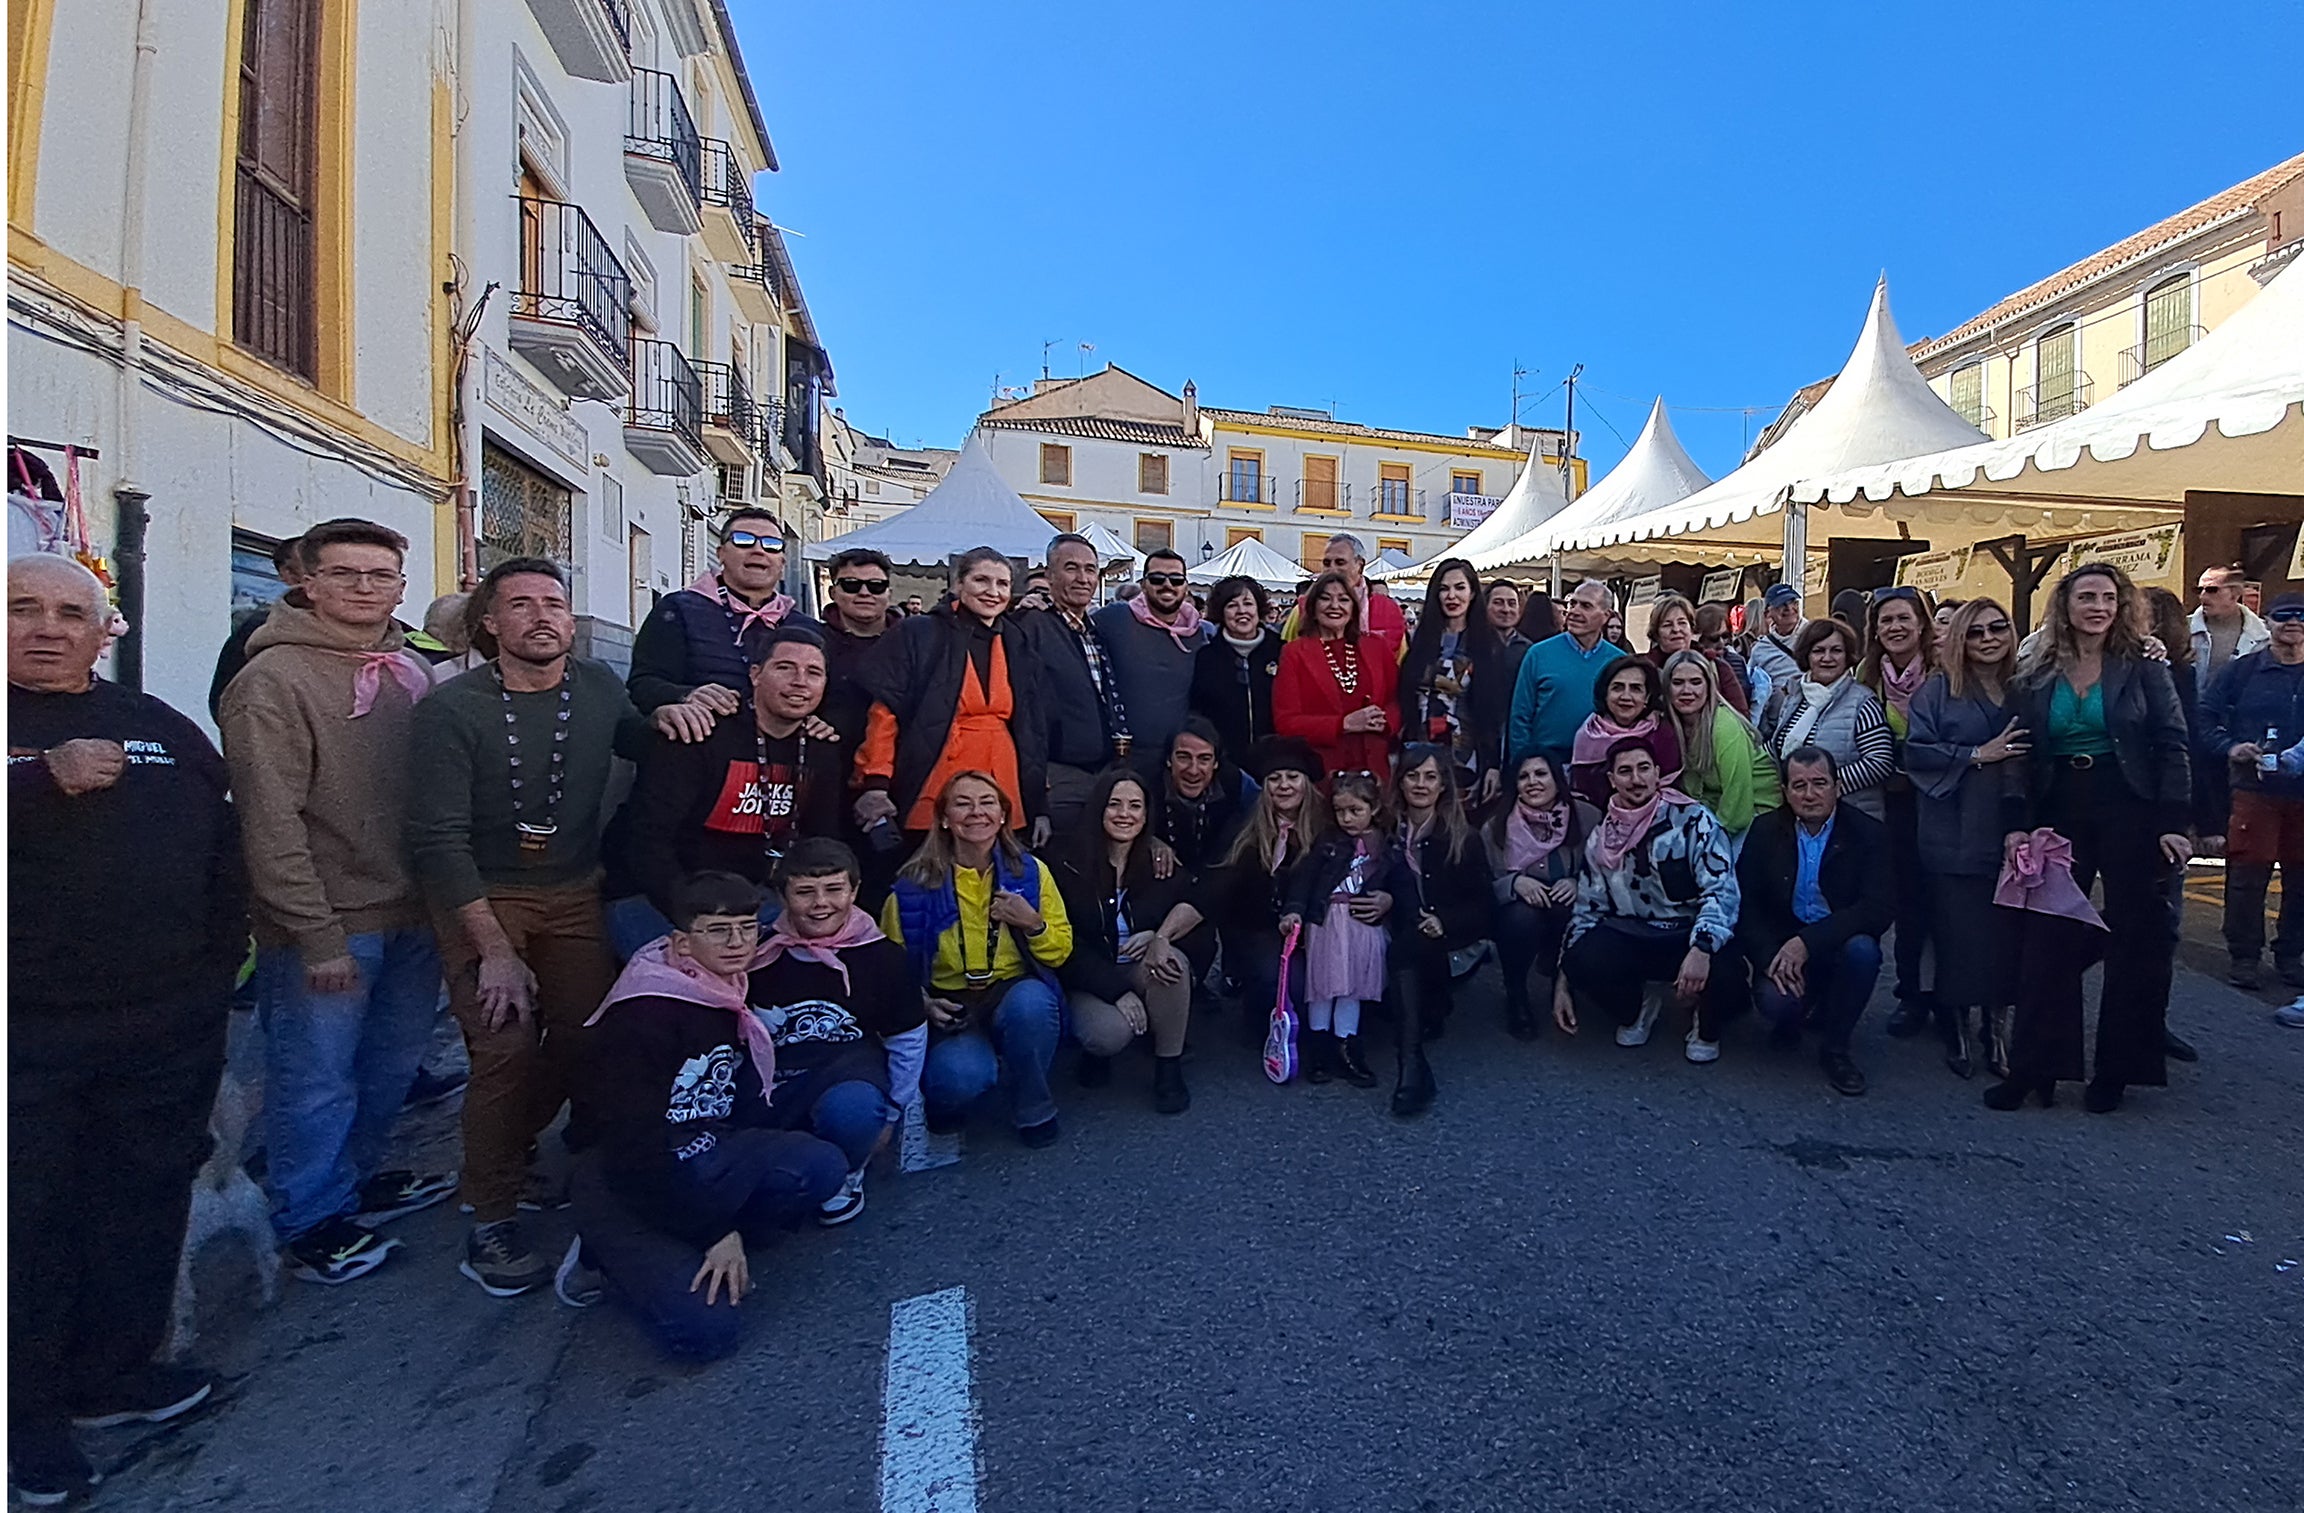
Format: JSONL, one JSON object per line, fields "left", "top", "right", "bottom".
{"left": 1548, "top": 279, "right": 1991, "bottom": 583}
{"left": 803, "top": 434, "right": 1059, "bottom": 567}
{"left": 1473, "top": 399, "right": 1712, "bottom": 574}
{"left": 1078, "top": 521, "right": 1144, "bottom": 572}
{"left": 1188, "top": 535, "right": 1307, "bottom": 592}
{"left": 1388, "top": 435, "right": 1573, "bottom": 582}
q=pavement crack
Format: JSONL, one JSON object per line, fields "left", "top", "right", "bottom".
{"left": 481, "top": 1314, "right": 581, "bottom": 1513}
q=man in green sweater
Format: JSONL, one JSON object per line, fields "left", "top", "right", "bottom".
{"left": 407, "top": 557, "right": 707, "bottom": 1297}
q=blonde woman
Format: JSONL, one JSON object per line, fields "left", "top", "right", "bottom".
{"left": 1662, "top": 649, "right": 1779, "bottom": 849}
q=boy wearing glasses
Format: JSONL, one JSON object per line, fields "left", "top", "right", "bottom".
{"left": 220, "top": 518, "right": 454, "bottom": 1285}
{"left": 558, "top": 872, "right": 847, "bottom": 1361}
{"left": 1091, "top": 549, "right": 1214, "bottom": 779}
{"left": 627, "top": 508, "right": 821, "bottom": 720}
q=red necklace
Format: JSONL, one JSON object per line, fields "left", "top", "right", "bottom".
{"left": 1321, "top": 636, "right": 1361, "bottom": 695}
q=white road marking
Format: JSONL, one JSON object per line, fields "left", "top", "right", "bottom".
{"left": 899, "top": 1095, "right": 961, "bottom": 1172}
{"left": 880, "top": 1286, "right": 980, "bottom": 1513}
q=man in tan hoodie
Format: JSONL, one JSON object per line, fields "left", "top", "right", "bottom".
{"left": 219, "top": 519, "right": 454, "bottom": 1286}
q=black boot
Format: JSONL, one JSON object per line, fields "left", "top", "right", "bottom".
{"left": 1983, "top": 1075, "right": 2056, "bottom": 1111}
{"left": 2083, "top": 1078, "right": 2125, "bottom": 1114}
{"left": 1336, "top": 1033, "right": 1378, "bottom": 1088}
{"left": 1389, "top": 975, "right": 1436, "bottom": 1117}
{"left": 1305, "top": 1029, "right": 1335, "bottom": 1085}
{"left": 1938, "top": 1001, "right": 1975, "bottom": 1080}
{"left": 1152, "top": 1054, "right": 1190, "bottom": 1115}
{"left": 1503, "top": 990, "right": 1539, "bottom": 1042}
{"left": 1885, "top": 993, "right": 1933, "bottom": 1038}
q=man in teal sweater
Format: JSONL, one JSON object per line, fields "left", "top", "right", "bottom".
{"left": 1509, "top": 579, "right": 1622, "bottom": 771}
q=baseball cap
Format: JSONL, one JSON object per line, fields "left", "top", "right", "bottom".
{"left": 1764, "top": 584, "right": 1801, "bottom": 608}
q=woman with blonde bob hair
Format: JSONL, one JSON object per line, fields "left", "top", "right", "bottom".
{"left": 1904, "top": 597, "right": 2027, "bottom": 1078}
{"left": 1991, "top": 564, "right": 2192, "bottom": 1115}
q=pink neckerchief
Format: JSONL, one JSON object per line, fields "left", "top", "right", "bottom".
{"left": 1505, "top": 801, "right": 1570, "bottom": 872}
{"left": 1993, "top": 828, "right": 2107, "bottom": 929}
{"left": 1591, "top": 787, "right": 1693, "bottom": 872}
{"left": 350, "top": 650, "right": 432, "bottom": 718}
{"left": 691, "top": 569, "right": 795, "bottom": 637}
{"left": 1877, "top": 652, "right": 1927, "bottom": 718}
{"left": 752, "top": 906, "right": 888, "bottom": 992}
{"left": 1571, "top": 711, "right": 1661, "bottom": 768}
{"left": 586, "top": 938, "right": 775, "bottom": 1088}
{"left": 1128, "top": 592, "right": 1204, "bottom": 649}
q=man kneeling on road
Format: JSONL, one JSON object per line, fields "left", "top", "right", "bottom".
{"left": 557, "top": 872, "right": 846, "bottom": 1361}
{"left": 1735, "top": 746, "right": 1892, "bottom": 1096}
{"left": 750, "top": 838, "right": 927, "bottom": 1228}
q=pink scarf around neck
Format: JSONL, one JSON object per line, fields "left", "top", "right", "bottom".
{"left": 349, "top": 649, "right": 431, "bottom": 718}
{"left": 1571, "top": 711, "right": 1661, "bottom": 768}
{"left": 1504, "top": 802, "right": 1570, "bottom": 872}
{"left": 1876, "top": 652, "right": 1927, "bottom": 718}
{"left": 1128, "top": 591, "right": 1204, "bottom": 649}
{"left": 752, "top": 906, "right": 888, "bottom": 991}
{"left": 692, "top": 569, "right": 795, "bottom": 635}
{"left": 1591, "top": 787, "right": 1693, "bottom": 873}
{"left": 587, "top": 938, "right": 775, "bottom": 1089}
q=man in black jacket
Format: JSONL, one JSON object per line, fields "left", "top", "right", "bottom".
{"left": 1015, "top": 532, "right": 1128, "bottom": 841}
{"left": 625, "top": 509, "right": 821, "bottom": 717}
{"left": 1736, "top": 746, "right": 1893, "bottom": 1096}
{"left": 10, "top": 555, "right": 246, "bottom": 1504}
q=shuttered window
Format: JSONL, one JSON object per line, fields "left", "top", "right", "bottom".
{"left": 1138, "top": 453, "right": 1168, "bottom": 494}
{"left": 1040, "top": 443, "right": 1072, "bottom": 486}
{"left": 480, "top": 443, "right": 572, "bottom": 572}
{"left": 2144, "top": 275, "right": 2194, "bottom": 372}
{"left": 232, "top": 0, "right": 321, "bottom": 378}
{"left": 2036, "top": 324, "right": 2077, "bottom": 415}
{"left": 1950, "top": 364, "right": 1985, "bottom": 428}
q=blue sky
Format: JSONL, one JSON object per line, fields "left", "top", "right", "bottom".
{"left": 731, "top": 0, "right": 2302, "bottom": 479}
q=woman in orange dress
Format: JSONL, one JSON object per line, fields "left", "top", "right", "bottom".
{"left": 854, "top": 546, "right": 1046, "bottom": 839}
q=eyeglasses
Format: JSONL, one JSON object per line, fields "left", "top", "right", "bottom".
{"left": 1143, "top": 572, "right": 1188, "bottom": 587}
{"left": 691, "top": 919, "right": 762, "bottom": 945}
{"left": 1965, "top": 620, "right": 2013, "bottom": 638}
{"left": 835, "top": 577, "right": 891, "bottom": 595}
{"left": 724, "top": 531, "right": 784, "bottom": 552}
{"left": 312, "top": 567, "right": 405, "bottom": 589}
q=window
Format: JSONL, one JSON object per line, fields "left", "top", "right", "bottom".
{"left": 1450, "top": 471, "right": 1482, "bottom": 496}
{"left": 1226, "top": 526, "right": 1263, "bottom": 547}
{"left": 689, "top": 276, "right": 708, "bottom": 358}
{"left": 1134, "top": 518, "right": 1173, "bottom": 554}
{"left": 480, "top": 442, "right": 573, "bottom": 572}
{"left": 1378, "top": 537, "right": 1411, "bottom": 556}
{"left": 865, "top": 479, "right": 881, "bottom": 495}
{"left": 1226, "top": 450, "right": 1265, "bottom": 505}
{"left": 1378, "top": 462, "right": 1413, "bottom": 516}
{"left": 1302, "top": 454, "right": 1339, "bottom": 511}
{"left": 1040, "top": 443, "right": 1072, "bottom": 486}
{"left": 1299, "top": 532, "right": 1329, "bottom": 570}
{"left": 1037, "top": 509, "right": 1076, "bottom": 532}
{"left": 2144, "top": 274, "right": 2194, "bottom": 372}
{"left": 1138, "top": 453, "right": 1169, "bottom": 495}
{"left": 230, "top": 530, "right": 294, "bottom": 612}
{"left": 232, "top": 0, "right": 321, "bottom": 378}
{"left": 2037, "top": 323, "right": 2077, "bottom": 412}
{"left": 598, "top": 472, "right": 624, "bottom": 540}
{"left": 1949, "top": 363, "right": 1986, "bottom": 428}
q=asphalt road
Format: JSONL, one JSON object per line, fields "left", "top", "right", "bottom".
{"left": 91, "top": 893, "right": 2304, "bottom": 1513}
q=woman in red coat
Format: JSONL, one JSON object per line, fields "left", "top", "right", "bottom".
{"left": 1276, "top": 570, "right": 1400, "bottom": 783}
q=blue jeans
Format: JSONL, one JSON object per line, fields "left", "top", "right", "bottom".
{"left": 921, "top": 977, "right": 1063, "bottom": 1129}
{"left": 608, "top": 894, "right": 781, "bottom": 962}
{"left": 1754, "top": 933, "right": 1883, "bottom": 1052}
{"left": 257, "top": 928, "right": 443, "bottom": 1240}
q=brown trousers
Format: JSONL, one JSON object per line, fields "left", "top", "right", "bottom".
{"left": 437, "top": 881, "right": 616, "bottom": 1222}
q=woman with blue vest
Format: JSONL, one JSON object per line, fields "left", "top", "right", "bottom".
{"left": 881, "top": 771, "right": 1073, "bottom": 1147}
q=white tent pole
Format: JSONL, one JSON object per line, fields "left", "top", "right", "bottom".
{"left": 1780, "top": 491, "right": 1809, "bottom": 597}
{"left": 1548, "top": 554, "right": 1561, "bottom": 595}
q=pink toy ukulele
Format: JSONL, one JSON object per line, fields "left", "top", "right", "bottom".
{"left": 1263, "top": 923, "right": 1300, "bottom": 1084}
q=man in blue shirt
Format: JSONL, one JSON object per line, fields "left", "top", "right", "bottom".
{"left": 1508, "top": 579, "right": 1621, "bottom": 772}
{"left": 1735, "top": 746, "right": 1891, "bottom": 1095}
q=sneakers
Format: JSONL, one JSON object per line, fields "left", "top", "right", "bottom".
{"left": 402, "top": 1066, "right": 469, "bottom": 1109}
{"left": 818, "top": 1168, "right": 868, "bottom": 1227}
{"left": 68, "top": 1365, "right": 215, "bottom": 1430}
{"left": 552, "top": 1237, "right": 604, "bottom": 1308}
{"left": 1684, "top": 1023, "right": 1721, "bottom": 1064}
{"left": 457, "top": 1169, "right": 569, "bottom": 1215}
{"left": 2276, "top": 997, "right": 2304, "bottom": 1028}
{"left": 357, "top": 1169, "right": 457, "bottom": 1225}
{"left": 287, "top": 1215, "right": 400, "bottom": 1285}
{"left": 1616, "top": 993, "right": 1663, "bottom": 1048}
{"left": 460, "top": 1219, "right": 553, "bottom": 1297}
{"left": 8, "top": 1420, "right": 94, "bottom": 1506}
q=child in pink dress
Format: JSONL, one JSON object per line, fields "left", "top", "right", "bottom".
{"left": 1279, "top": 773, "right": 1402, "bottom": 1088}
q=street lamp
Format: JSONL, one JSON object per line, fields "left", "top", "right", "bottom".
{"left": 1201, "top": 539, "right": 1214, "bottom": 561}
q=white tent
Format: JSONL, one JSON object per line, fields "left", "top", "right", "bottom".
{"left": 1078, "top": 521, "right": 1142, "bottom": 571}
{"left": 1551, "top": 278, "right": 1991, "bottom": 571}
{"left": 1401, "top": 434, "right": 1572, "bottom": 574}
{"left": 1189, "top": 535, "right": 1306, "bottom": 591}
{"left": 1472, "top": 398, "right": 1711, "bottom": 571}
{"left": 1363, "top": 548, "right": 1418, "bottom": 581}
{"left": 803, "top": 433, "right": 1057, "bottom": 566}
{"left": 1786, "top": 259, "right": 2304, "bottom": 519}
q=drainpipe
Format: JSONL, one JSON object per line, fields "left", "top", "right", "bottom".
{"left": 112, "top": 0, "right": 160, "bottom": 688}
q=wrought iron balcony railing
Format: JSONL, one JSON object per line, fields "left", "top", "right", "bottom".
{"left": 510, "top": 196, "right": 632, "bottom": 369}
{"left": 2014, "top": 376, "right": 2093, "bottom": 432}
{"left": 2119, "top": 326, "right": 2207, "bottom": 388}
{"left": 629, "top": 339, "right": 703, "bottom": 450}
{"left": 626, "top": 68, "right": 701, "bottom": 208}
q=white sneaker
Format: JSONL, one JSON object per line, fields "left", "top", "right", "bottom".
{"left": 552, "top": 1236, "right": 603, "bottom": 1309}
{"left": 817, "top": 1168, "right": 867, "bottom": 1227}
{"left": 1616, "top": 992, "right": 1663, "bottom": 1048}
{"left": 1685, "top": 1023, "right": 1721, "bottom": 1064}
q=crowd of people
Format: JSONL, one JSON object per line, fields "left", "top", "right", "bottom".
{"left": 10, "top": 515, "right": 2296, "bottom": 1502}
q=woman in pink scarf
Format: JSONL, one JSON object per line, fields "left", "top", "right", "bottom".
{"left": 1568, "top": 655, "right": 1681, "bottom": 808}
{"left": 1482, "top": 753, "right": 1599, "bottom": 1040}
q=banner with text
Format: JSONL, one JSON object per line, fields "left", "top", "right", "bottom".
{"left": 2063, "top": 523, "right": 2184, "bottom": 590}
{"left": 1446, "top": 492, "right": 1504, "bottom": 529}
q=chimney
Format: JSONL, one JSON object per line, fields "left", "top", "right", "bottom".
{"left": 1182, "top": 379, "right": 1199, "bottom": 436}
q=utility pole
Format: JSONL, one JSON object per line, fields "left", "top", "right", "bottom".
{"left": 1510, "top": 360, "right": 1529, "bottom": 436}
{"left": 1559, "top": 363, "right": 1584, "bottom": 499}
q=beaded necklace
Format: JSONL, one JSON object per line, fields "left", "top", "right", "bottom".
{"left": 497, "top": 662, "right": 572, "bottom": 855}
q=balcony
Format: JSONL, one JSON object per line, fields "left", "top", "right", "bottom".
{"left": 1952, "top": 403, "right": 1998, "bottom": 435}
{"left": 523, "top": 0, "right": 631, "bottom": 83}
{"left": 624, "top": 69, "right": 701, "bottom": 235}
{"left": 699, "top": 140, "right": 755, "bottom": 264}
{"left": 507, "top": 197, "right": 632, "bottom": 402}
{"left": 1372, "top": 485, "right": 1426, "bottom": 520}
{"left": 695, "top": 361, "right": 756, "bottom": 466}
{"left": 1294, "top": 479, "right": 1354, "bottom": 513}
{"left": 2014, "top": 376, "right": 2094, "bottom": 432}
{"left": 2118, "top": 326, "right": 2207, "bottom": 388}
{"left": 756, "top": 396, "right": 791, "bottom": 476}
{"left": 625, "top": 339, "right": 706, "bottom": 476}
{"left": 1216, "top": 473, "right": 1276, "bottom": 506}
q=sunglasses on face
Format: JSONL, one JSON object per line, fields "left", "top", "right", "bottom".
{"left": 835, "top": 577, "right": 890, "bottom": 594}
{"left": 725, "top": 530, "right": 783, "bottom": 552}
{"left": 2271, "top": 609, "right": 2304, "bottom": 624}
{"left": 1965, "top": 620, "right": 2013, "bottom": 638}
{"left": 1875, "top": 585, "right": 1922, "bottom": 605}
{"left": 1144, "top": 572, "right": 1188, "bottom": 587}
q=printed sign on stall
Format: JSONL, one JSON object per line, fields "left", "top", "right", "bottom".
{"left": 1699, "top": 568, "right": 1743, "bottom": 604}
{"left": 2064, "top": 523, "right": 2184, "bottom": 589}
{"left": 1893, "top": 547, "right": 1974, "bottom": 595}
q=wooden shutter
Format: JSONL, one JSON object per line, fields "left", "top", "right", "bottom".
{"left": 1303, "top": 455, "right": 1338, "bottom": 510}
{"left": 2144, "top": 276, "right": 2192, "bottom": 371}
{"left": 1039, "top": 443, "right": 1071, "bottom": 486}
{"left": 1139, "top": 453, "right": 1169, "bottom": 494}
{"left": 2037, "top": 325, "right": 2076, "bottom": 413}
{"left": 232, "top": 0, "right": 320, "bottom": 378}
{"left": 1950, "top": 365, "right": 1983, "bottom": 427}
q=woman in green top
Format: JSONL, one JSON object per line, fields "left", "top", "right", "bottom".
{"left": 1662, "top": 650, "right": 1779, "bottom": 849}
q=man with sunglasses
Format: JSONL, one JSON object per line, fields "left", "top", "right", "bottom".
{"left": 2190, "top": 565, "right": 2268, "bottom": 694}
{"left": 1091, "top": 549, "right": 1214, "bottom": 783}
{"left": 627, "top": 509, "right": 821, "bottom": 720}
{"left": 820, "top": 547, "right": 896, "bottom": 748}
{"left": 2200, "top": 591, "right": 2304, "bottom": 991}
